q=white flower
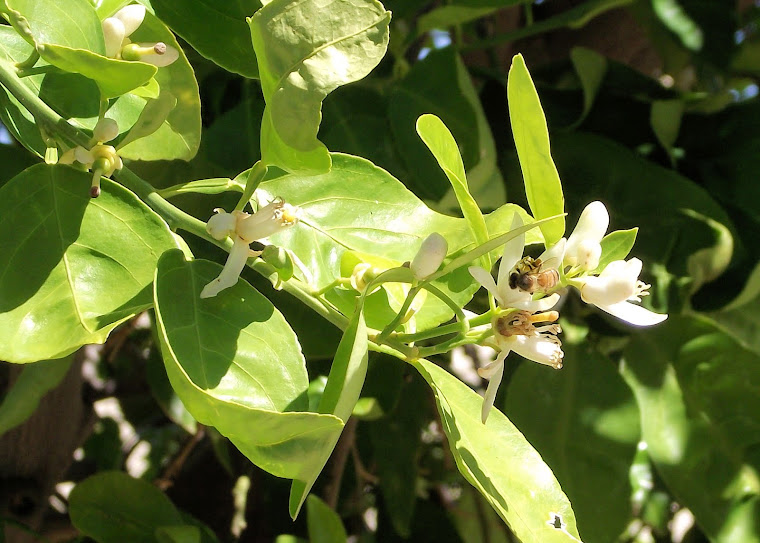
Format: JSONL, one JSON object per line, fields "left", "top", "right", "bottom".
{"left": 468, "top": 214, "right": 562, "bottom": 312}
{"left": 411, "top": 232, "right": 448, "bottom": 280}
{"left": 564, "top": 201, "right": 609, "bottom": 271}
{"left": 102, "top": 4, "right": 179, "bottom": 67}
{"left": 579, "top": 258, "right": 667, "bottom": 326}
{"left": 200, "top": 201, "right": 299, "bottom": 298}
{"left": 58, "top": 118, "right": 122, "bottom": 198}
{"left": 479, "top": 311, "right": 564, "bottom": 423}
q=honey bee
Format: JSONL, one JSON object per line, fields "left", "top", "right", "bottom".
{"left": 508, "top": 256, "right": 559, "bottom": 294}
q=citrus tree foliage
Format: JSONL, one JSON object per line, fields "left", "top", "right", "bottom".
{"left": 0, "top": 1, "right": 758, "bottom": 542}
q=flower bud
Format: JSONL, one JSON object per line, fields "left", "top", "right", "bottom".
{"left": 112, "top": 4, "right": 146, "bottom": 36}
{"left": 102, "top": 17, "right": 126, "bottom": 58}
{"left": 580, "top": 258, "right": 642, "bottom": 306}
{"left": 93, "top": 118, "right": 119, "bottom": 143}
{"left": 565, "top": 201, "right": 609, "bottom": 269}
{"left": 411, "top": 232, "right": 447, "bottom": 280}
{"left": 206, "top": 209, "right": 238, "bottom": 241}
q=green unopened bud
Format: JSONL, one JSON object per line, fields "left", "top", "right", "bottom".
{"left": 261, "top": 245, "right": 294, "bottom": 282}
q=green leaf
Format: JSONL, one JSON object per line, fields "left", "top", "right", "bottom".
{"left": 290, "top": 304, "right": 368, "bottom": 517}
{"left": 569, "top": 47, "right": 607, "bottom": 127}
{"left": 257, "top": 153, "right": 535, "bottom": 331}
{"left": 152, "top": 0, "right": 261, "bottom": 78}
{"left": 116, "top": 12, "right": 201, "bottom": 161}
{"left": 416, "top": 113, "right": 490, "bottom": 268}
{"left": 249, "top": 0, "right": 390, "bottom": 174}
{"left": 591, "top": 227, "right": 637, "bottom": 274}
{"left": 69, "top": 471, "right": 183, "bottom": 543}
{"left": 1, "top": 0, "right": 105, "bottom": 53}
{"left": 0, "top": 355, "right": 72, "bottom": 436}
{"left": 0, "top": 164, "right": 177, "bottom": 363}
{"left": 37, "top": 44, "right": 157, "bottom": 98}
{"left": 508, "top": 54, "right": 565, "bottom": 245}
{"left": 650, "top": 99, "right": 684, "bottom": 161}
{"left": 155, "top": 526, "right": 201, "bottom": 543}
{"left": 621, "top": 316, "right": 760, "bottom": 542}
{"left": 504, "top": 343, "right": 640, "bottom": 543}
{"left": 154, "top": 250, "right": 344, "bottom": 479}
{"left": 389, "top": 47, "right": 504, "bottom": 205}
{"left": 306, "top": 495, "right": 348, "bottom": 543}
{"left": 417, "top": 6, "right": 497, "bottom": 34}
{"left": 411, "top": 359, "right": 583, "bottom": 542}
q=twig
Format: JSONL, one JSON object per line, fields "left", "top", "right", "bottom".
{"left": 154, "top": 426, "right": 206, "bottom": 491}
{"left": 351, "top": 442, "right": 379, "bottom": 486}
{"left": 323, "top": 417, "right": 358, "bottom": 509}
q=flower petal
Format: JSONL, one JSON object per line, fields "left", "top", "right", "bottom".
{"left": 597, "top": 300, "right": 668, "bottom": 326}
{"left": 539, "top": 237, "right": 566, "bottom": 268}
{"left": 480, "top": 350, "right": 507, "bottom": 424}
{"left": 498, "top": 214, "right": 525, "bottom": 287}
{"left": 469, "top": 266, "right": 503, "bottom": 305}
{"left": 102, "top": 17, "right": 126, "bottom": 58}
{"left": 113, "top": 4, "right": 146, "bottom": 37}
{"left": 511, "top": 335, "right": 564, "bottom": 369}
{"left": 200, "top": 237, "right": 250, "bottom": 298}
{"left": 512, "top": 292, "right": 560, "bottom": 313}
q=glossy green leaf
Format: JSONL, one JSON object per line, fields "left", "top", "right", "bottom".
{"left": 249, "top": 0, "right": 390, "bottom": 174}
{"left": 290, "top": 304, "right": 368, "bottom": 517}
{"left": 0, "top": 164, "right": 177, "bottom": 363}
{"left": 0, "top": 141, "right": 35, "bottom": 186}
{"left": 152, "top": 0, "right": 260, "bottom": 78}
{"left": 621, "top": 316, "right": 760, "bottom": 542}
{"left": 508, "top": 54, "right": 565, "bottom": 245}
{"left": 389, "top": 47, "right": 504, "bottom": 205}
{"left": 0, "top": 355, "right": 72, "bottom": 436}
{"left": 257, "top": 153, "right": 536, "bottom": 331}
{"left": 504, "top": 343, "right": 640, "bottom": 543}
{"left": 116, "top": 90, "right": 177, "bottom": 149}
{"left": 116, "top": 12, "right": 201, "bottom": 161}
{"left": 37, "top": 44, "right": 157, "bottom": 98}
{"left": 1, "top": 0, "right": 104, "bottom": 53}
{"left": 411, "top": 359, "right": 583, "bottom": 543}
{"left": 69, "top": 471, "right": 183, "bottom": 543}
{"left": 592, "top": 227, "right": 637, "bottom": 274}
{"left": 417, "top": 113, "right": 490, "bottom": 268}
{"left": 306, "top": 495, "right": 347, "bottom": 543}
{"left": 154, "top": 250, "right": 344, "bottom": 480}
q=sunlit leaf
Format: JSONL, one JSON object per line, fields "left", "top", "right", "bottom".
{"left": 249, "top": 0, "right": 390, "bottom": 173}
{"left": 504, "top": 343, "right": 640, "bottom": 543}
{"left": 154, "top": 250, "right": 344, "bottom": 480}
{"left": 290, "top": 304, "right": 368, "bottom": 517}
{"left": 508, "top": 54, "right": 565, "bottom": 245}
{"left": 0, "top": 164, "right": 177, "bottom": 363}
{"left": 412, "top": 359, "right": 583, "bottom": 542}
